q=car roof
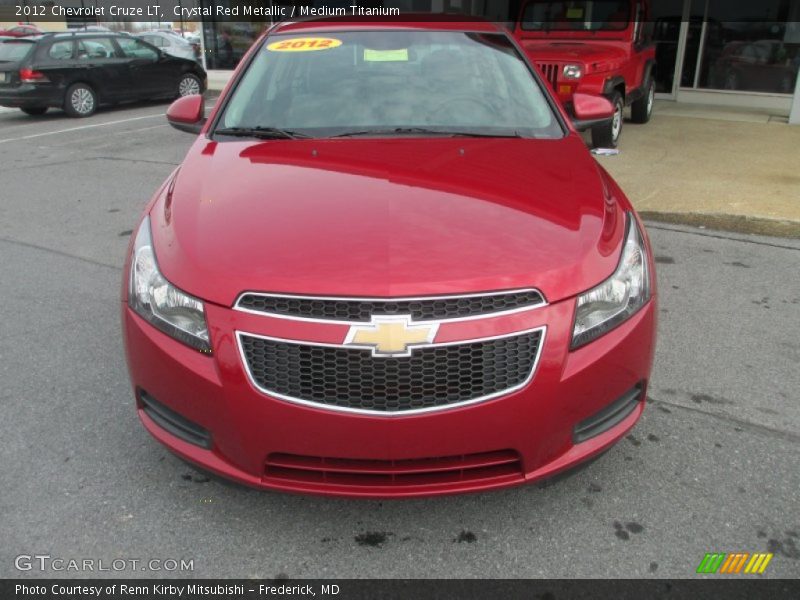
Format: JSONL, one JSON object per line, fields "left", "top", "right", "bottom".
{"left": 272, "top": 16, "right": 504, "bottom": 35}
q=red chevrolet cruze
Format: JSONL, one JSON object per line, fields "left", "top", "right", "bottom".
{"left": 122, "top": 19, "right": 656, "bottom": 497}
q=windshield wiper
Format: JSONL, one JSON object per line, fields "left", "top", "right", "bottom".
{"left": 214, "top": 126, "right": 311, "bottom": 140}
{"left": 330, "top": 127, "right": 524, "bottom": 139}
{"left": 444, "top": 130, "right": 525, "bottom": 139}
{"left": 330, "top": 127, "right": 445, "bottom": 138}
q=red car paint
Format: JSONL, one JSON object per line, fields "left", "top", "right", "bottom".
{"left": 122, "top": 19, "right": 657, "bottom": 498}
{"left": 0, "top": 24, "right": 44, "bottom": 37}
{"left": 514, "top": 0, "right": 656, "bottom": 128}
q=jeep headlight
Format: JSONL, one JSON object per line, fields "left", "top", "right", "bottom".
{"left": 571, "top": 214, "right": 651, "bottom": 349}
{"left": 563, "top": 64, "right": 583, "bottom": 79}
{"left": 128, "top": 216, "right": 211, "bottom": 353}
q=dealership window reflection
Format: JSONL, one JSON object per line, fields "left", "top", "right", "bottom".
{"left": 693, "top": 0, "right": 800, "bottom": 94}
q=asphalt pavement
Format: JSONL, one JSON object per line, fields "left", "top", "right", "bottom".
{"left": 1, "top": 101, "right": 798, "bottom": 579}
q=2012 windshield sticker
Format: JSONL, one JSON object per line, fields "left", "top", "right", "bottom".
{"left": 267, "top": 38, "right": 343, "bottom": 52}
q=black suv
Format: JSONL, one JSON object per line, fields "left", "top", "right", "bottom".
{"left": 0, "top": 32, "right": 207, "bottom": 117}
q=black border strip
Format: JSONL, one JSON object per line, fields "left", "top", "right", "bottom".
{"left": 3, "top": 579, "right": 800, "bottom": 600}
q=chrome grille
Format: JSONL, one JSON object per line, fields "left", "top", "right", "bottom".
{"left": 239, "top": 330, "right": 544, "bottom": 414}
{"left": 236, "top": 290, "right": 545, "bottom": 322}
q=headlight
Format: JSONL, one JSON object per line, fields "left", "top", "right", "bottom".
{"left": 562, "top": 64, "right": 583, "bottom": 79}
{"left": 128, "top": 216, "right": 211, "bottom": 353}
{"left": 571, "top": 214, "right": 651, "bottom": 349}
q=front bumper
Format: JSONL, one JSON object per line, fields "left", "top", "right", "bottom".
{"left": 123, "top": 296, "right": 656, "bottom": 498}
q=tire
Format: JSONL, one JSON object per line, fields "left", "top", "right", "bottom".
{"left": 177, "top": 73, "right": 202, "bottom": 98}
{"left": 630, "top": 78, "right": 655, "bottom": 124}
{"left": 20, "top": 106, "right": 48, "bottom": 116}
{"left": 591, "top": 91, "right": 623, "bottom": 149}
{"left": 63, "top": 83, "right": 97, "bottom": 118}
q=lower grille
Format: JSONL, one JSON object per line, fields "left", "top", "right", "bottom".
{"left": 139, "top": 390, "right": 212, "bottom": 449}
{"left": 264, "top": 450, "right": 523, "bottom": 489}
{"left": 573, "top": 384, "right": 643, "bottom": 443}
{"left": 536, "top": 62, "right": 560, "bottom": 89}
{"left": 239, "top": 330, "right": 543, "bottom": 414}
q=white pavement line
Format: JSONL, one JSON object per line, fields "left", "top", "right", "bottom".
{"left": 0, "top": 113, "right": 165, "bottom": 144}
{"left": 39, "top": 123, "right": 168, "bottom": 147}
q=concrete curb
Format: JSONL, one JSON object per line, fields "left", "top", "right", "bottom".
{"left": 640, "top": 212, "right": 800, "bottom": 240}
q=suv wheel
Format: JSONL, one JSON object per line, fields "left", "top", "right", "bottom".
{"left": 177, "top": 74, "right": 202, "bottom": 97}
{"left": 630, "top": 78, "right": 654, "bottom": 124}
{"left": 64, "top": 83, "right": 97, "bottom": 118}
{"left": 21, "top": 106, "right": 48, "bottom": 116}
{"left": 591, "top": 92, "right": 623, "bottom": 149}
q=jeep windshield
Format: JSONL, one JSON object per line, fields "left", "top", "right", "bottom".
{"left": 521, "top": 1, "right": 631, "bottom": 31}
{"left": 216, "top": 30, "right": 563, "bottom": 140}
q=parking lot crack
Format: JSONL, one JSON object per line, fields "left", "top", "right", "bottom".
{"left": 650, "top": 397, "right": 800, "bottom": 444}
{"left": 644, "top": 223, "right": 800, "bottom": 251}
{"left": 0, "top": 237, "right": 121, "bottom": 271}
{"left": 95, "top": 156, "right": 180, "bottom": 167}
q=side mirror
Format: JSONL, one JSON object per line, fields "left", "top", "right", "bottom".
{"left": 166, "top": 94, "right": 205, "bottom": 134}
{"left": 571, "top": 93, "right": 615, "bottom": 132}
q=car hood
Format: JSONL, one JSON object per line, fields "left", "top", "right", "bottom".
{"left": 519, "top": 40, "right": 627, "bottom": 64}
{"left": 150, "top": 135, "right": 626, "bottom": 307}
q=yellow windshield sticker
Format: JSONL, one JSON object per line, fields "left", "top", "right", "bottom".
{"left": 267, "top": 38, "right": 342, "bottom": 52}
{"left": 566, "top": 8, "right": 584, "bottom": 18}
{"left": 364, "top": 48, "right": 409, "bottom": 62}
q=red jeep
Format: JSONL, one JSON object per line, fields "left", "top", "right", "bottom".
{"left": 514, "top": 0, "right": 656, "bottom": 147}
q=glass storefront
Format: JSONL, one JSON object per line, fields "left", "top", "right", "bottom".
{"left": 693, "top": 0, "right": 800, "bottom": 94}
{"left": 651, "top": 0, "right": 800, "bottom": 96}
{"left": 650, "top": 0, "right": 686, "bottom": 93}
{"left": 198, "top": 0, "right": 799, "bottom": 106}
{"left": 197, "top": 0, "right": 268, "bottom": 70}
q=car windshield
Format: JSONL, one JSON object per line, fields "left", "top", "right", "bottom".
{"left": 521, "top": 1, "right": 631, "bottom": 31}
{"left": 217, "top": 30, "right": 562, "bottom": 139}
{"left": 0, "top": 39, "right": 35, "bottom": 62}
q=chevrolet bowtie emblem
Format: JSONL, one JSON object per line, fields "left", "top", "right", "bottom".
{"left": 345, "top": 316, "right": 439, "bottom": 357}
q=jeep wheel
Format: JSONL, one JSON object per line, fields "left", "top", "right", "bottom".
{"left": 631, "top": 78, "right": 654, "bottom": 124}
{"left": 64, "top": 83, "right": 97, "bottom": 118}
{"left": 20, "top": 106, "right": 48, "bottom": 116}
{"left": 591, "top": 92, "right": 623, "bottom": 149}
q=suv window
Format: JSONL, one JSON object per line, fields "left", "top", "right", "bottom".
{"left": 0, "top": 40, "right": 35, "bottom": 61}
{"left": 142, "top": 35, "right": 166, "bottom": 48}
{"left": 77, "top": 38, "right": 116, "bottom": 60}
{"left": 48, "top": 40, "right": 74, "bottom": 60}
{"left": 117, "top": 38, "right": 159, "bottom": 60}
